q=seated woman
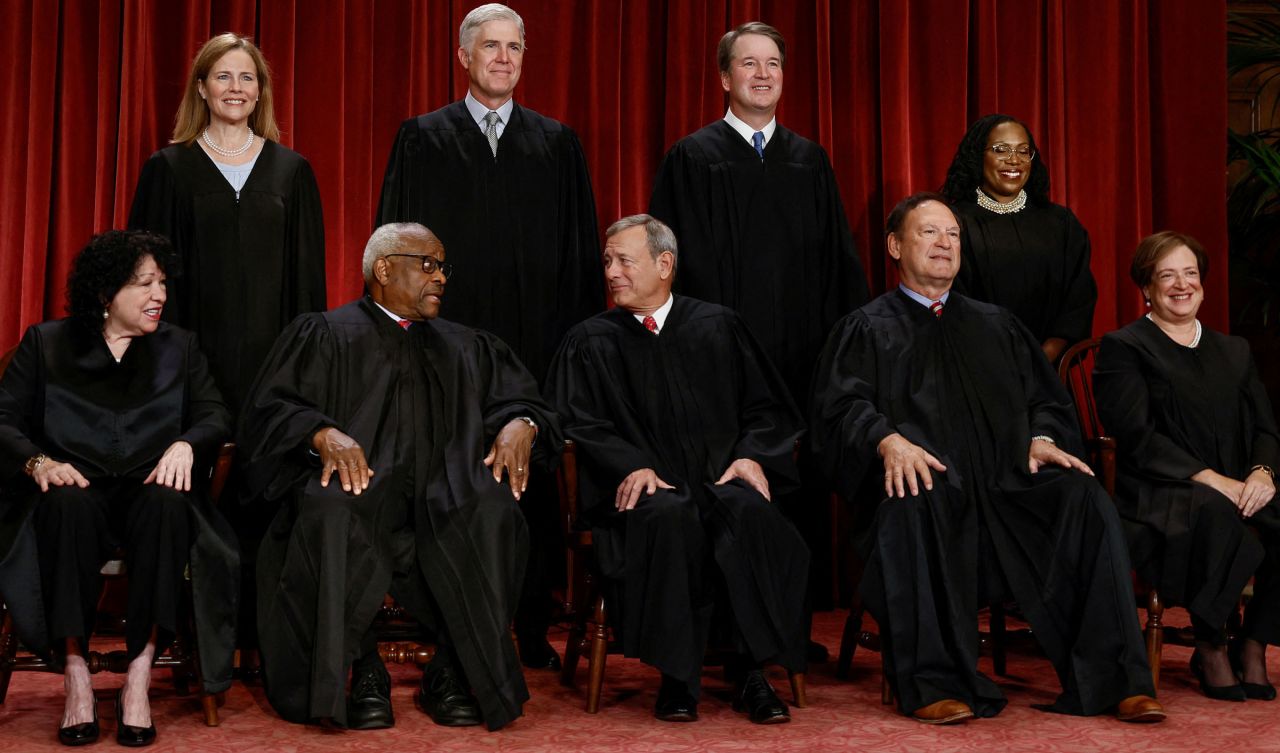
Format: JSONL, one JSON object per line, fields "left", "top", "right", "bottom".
{"left": 0, "top": 230, "right": 236, "bottom": 746}
{"left": 1094, "top": 231, "right": 1279, "bottom": 702}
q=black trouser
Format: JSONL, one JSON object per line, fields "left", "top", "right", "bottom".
{"left": 34, "top": 478, "right": 192, "bottom": 662}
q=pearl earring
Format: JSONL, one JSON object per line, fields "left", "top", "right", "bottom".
{"left": 102, "top": 310, "right": 109, "bottom": 320}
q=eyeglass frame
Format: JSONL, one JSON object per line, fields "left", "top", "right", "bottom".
{"left": 988, "top": 143, "right": 1036, "bottom": 161}
{"left": 385, "top": 253, "right": 454, "bottom": 279}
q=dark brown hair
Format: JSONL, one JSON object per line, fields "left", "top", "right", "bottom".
{"left": 1129, "top": 231, "right": 1209, "bottom": 289}
{"left": 717, "top": 22, "right": 786, "bottom": 73}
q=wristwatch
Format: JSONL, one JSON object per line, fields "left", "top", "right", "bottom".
{"left": 23, "top": 454, "right": 49, "bottom": 477}
{"left": 1252, "top": 464, "right": 1275, "bottom": 479}
{"left": 515, "top": 416, "right": 539, "bottom": 445}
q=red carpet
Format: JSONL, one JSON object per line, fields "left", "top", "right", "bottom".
{"left": 2, "top": 609, "right": 1279, "bottom": 752}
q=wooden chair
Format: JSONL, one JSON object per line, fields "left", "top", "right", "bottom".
{"left": 556, "top": 440, "right": 808, "bottom": 712}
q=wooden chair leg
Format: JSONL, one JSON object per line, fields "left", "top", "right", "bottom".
{"left": 836, "top": 607, "right": 861, "bottom": 680}
{"left": 1145, "top": 588, "right": 1164, "bottom": 693}
{"left": 0, "top": 607, "right": 17, "bottom": 704}
{"left": 990, "top": 602, "right": 1007, "bottom": 677}
{"left": 788, "top": 670, "right": 807, "bottom": 707}
{"left": 585, "top": 594, "right": 608, "bottom": 714}
{"left": 201, "top": 692, "right": 220, "bottom": 727}
{"left": 881, "top": 674, "right": 893, "bottom": 705}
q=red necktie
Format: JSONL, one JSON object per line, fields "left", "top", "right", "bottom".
{"left": 929, "top": 300, "right": 943, "bottom": 318}
{"left": 643, "top": 315, "right": 658, "bottom": 333}
{"left": 398, "top": 319, "right": 412, "bottom": 330}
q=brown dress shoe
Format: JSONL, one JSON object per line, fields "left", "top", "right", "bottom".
{"left": 911, "top": 699, "right": 974, "bottom": 725}
{"left": 1115, "top": 695, "right": 1166, "bottom": 723}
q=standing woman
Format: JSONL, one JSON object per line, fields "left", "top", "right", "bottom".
{"left": 129, "top": 33, "right": 326, "bottom": 414}
{"left": 941, "top": 114, "right": 1096, "bottom": 364}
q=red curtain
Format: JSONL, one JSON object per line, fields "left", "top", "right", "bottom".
{"left": 0, "top": 0, "right": 1227, "bottom": 351}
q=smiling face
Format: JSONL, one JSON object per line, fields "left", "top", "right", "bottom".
{"left": 720, "top": 33, "right": 784, "bottom": 122}
{"left": 981, "top": 121, "right": 1033, "bottom": 202}
{"left": 198, "top": 49, "right": 259, "bottom": 128}
{"left": 602, "top": 225, "right": 674, "bottom": 314}
{"left": 104, "top": 255, "right": 166, "bottom": 339}
{"left": 458, "top": 19, "right": 524, "bottom": 108}
{"left": 888, "top": 200, "right": 962, "bottom": 295}
{"left": 1144, "top": 244, "right": 1203, "bottom": 325}
{"left": 372, "top": 232, "right": 448, "bottom": 321}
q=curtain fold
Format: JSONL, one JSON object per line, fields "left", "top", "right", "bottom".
{"left": 0, "top": 0, "right": 1228, "bottom": 352}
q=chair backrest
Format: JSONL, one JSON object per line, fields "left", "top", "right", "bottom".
{"left": 1057, "top": 337, "right": 1116, "bottom": 494}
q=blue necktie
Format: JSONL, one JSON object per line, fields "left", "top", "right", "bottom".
{"left": 752, "top": 131, "right": 765, "bottom": 160}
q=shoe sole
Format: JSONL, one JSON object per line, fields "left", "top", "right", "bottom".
{"left": 347, "top": 716, "right": 395, "bottom": 730}
{"left": 1116, "top": 709, "right": 1166, "bottom": 723}
{"left": 654, "top": 712, "right": 698, "bottom": 722}
{"left": 912, "top": 710, "right": 973, "bottom": 725}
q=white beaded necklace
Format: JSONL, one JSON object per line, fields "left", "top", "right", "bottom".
{"left": 976, "top": 187, "right": 1027, "bottom": 214}
{"left": 202, "top": 127, "right": 255, "bottom": 158}
{"left": 1147, "top": 313, "right": 1201, "bottom": 348}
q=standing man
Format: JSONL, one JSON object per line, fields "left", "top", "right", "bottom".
{"left": 649, "top": 20, "right": 869, "bottom": 619}
{"left": 378, "top": 3, "right": 602, "bottom": 668}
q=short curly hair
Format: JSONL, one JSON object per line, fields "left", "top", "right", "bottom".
{"left": 940, "top": 113, "right": 1051, "bottom": 206}
{"left": 66, "top": 230, "right": 178, "bottom": 332}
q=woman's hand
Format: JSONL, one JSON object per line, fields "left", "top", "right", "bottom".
{"left": 1240, "top": 469, "right": 1276, "bottom": 518}
{"left": 32, "top": 460, "right": 90, "bottom": 493}
{"left": 1192, "top": 468, "right": 1245, "bottom": 506}
{"left": 144, "top": 441, "right": 194, "bottom": 491}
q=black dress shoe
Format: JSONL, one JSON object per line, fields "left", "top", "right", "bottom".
{"left": 1229, "top": 638, "right": 1277, "bottom": 701}
{"left": 347, "top": 653, "right": 395, "bottom": 729}
{"left": 518, "top": 636, "right": 562, "bottom": 671}
{"left": 1191, "top": 650, "right": 1246, "bottom": 702}
{"left": 57, "top": 702, "right": 99, "bottom": 746}
{"left": 416, "top": 664, "right": 482, "bottom": 727}
{"left": 114, "top": 688, "right": 156, "bottom": 747}
{"left": 732, "top": 669, "right": 790, "bottom": 724}
{"left": 654, "top": 675, "right": 698, "bottom": 722}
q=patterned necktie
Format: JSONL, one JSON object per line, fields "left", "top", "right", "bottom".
{"left": 929, "top": 300, "right": 944, "bottom": 318}
{"left": 483, "top": 111, "right": 501, "bottom": 158}
{"left": 752, "top": 131, "right": 765, "bottom": 160}
{"left": 643, "top": 315, "right": 658, "bottom": 333}
{"left": 398, "top": 318, "right": 412, "bottom": 330}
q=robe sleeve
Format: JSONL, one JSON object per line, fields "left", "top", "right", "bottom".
{"left": 375, "top": 118, "right": 419, "bottom": 226}
{"left": 814, "top": 150, "right": 870, "bottom": 323}
{"left": 1048, "top": 209, "right": 1097, "bottom": 344}
{"left": 808, "top": 313, "right": 897, "bottom": 502}
{"left": 1010, "top": 315, "right": 1085, "bottom": 456}
{"left": 176, "top": 331, "right": 233, "bottom": 474}
{"left": 284, "top": 157, "right": 327, "bottom": 316}
{"left": 1245, "top": 355, "right": 1280, "bottom": 470}
{"left": 237, "top": 314, "right": 342, "bottom": 502}
{"left": 553, "top": 129, "right": 604, "bottom": 341}
{"left": 128, "top": 152, "right": 196, "bottom": 328}
{"left": 727, "top": 315, "right": 804, "bottom": 490}
{"left": 0, "top": 327, "right": 46, "bottom": 480}
{"left": 1093, "top": 333, "right": 1209, "bottom": 479}
{"left": 471, "top": 330, "right": 563, "bottom": 470}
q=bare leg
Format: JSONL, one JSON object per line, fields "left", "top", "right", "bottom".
{"left": 1239, "top": 638, "right": 1270, "bottom": 686}
{"left": 119, "top": 627, "right": 156, "bottom": 728}
{"left": 62, "top": 638, "right": 95, "bottom": 727}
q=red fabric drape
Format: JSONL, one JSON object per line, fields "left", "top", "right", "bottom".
{"left": 0, "top": 0, "right": 1227, "bottom": 351}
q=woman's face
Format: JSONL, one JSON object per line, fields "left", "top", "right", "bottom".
{"left": 1144, "top": 245, "right": 1203, "bottom": 324}
{"left": 198, "top": 49, "right": 259, "bottom": 128}
{"left": 104, "top": 255, "right": 166, "bottom": 339}
{"left": 981, "top": 121, "right": 1034, "bottom": 202}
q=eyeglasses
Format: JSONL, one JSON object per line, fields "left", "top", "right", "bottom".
{"left": 386, "top": 254, "right": 454, "bottom": 279}
{"left": 989, "top": 143, "right": 1036, "bottom": 161}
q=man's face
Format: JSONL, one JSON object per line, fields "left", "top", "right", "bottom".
{"left": 602, "top": 226, "right": 673, "bottom": 312}
{"left": 720, "top": 33, "right": 783, "bottom": 119}
{"left": 374, "top": 233, "right": 448, "bottom": 321}
{"left": 457, "top": 19, "right": 524, "bottom": 105}
{"left": 888, "top": 201, "right": 962, "bottom": 292}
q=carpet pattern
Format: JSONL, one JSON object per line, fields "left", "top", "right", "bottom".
{"left": 1, "top": 609, "right": 1278, "bottom": 752}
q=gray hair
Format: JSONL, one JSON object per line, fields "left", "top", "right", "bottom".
{"left": 605, "top": 214, "right": 678, "bottom": 265}
{"left": 363, "top": 222, "right": 438, "bottom": 284}
{"left": 459, "top": 3, "right": 526, "bottom": 50}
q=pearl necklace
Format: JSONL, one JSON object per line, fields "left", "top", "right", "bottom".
{"left": 202, "top": 127, "right": 255, "bottom": 158}
{"left": 1146, "top": 313, "right": 1201, "bottom": 348}
{"left": 976, "top": 187, "right": 1027, "bottom": 214}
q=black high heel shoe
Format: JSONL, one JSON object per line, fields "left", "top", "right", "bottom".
{"left": 1191, "top": 649, "right": 1247, "bottom": 702}
{"left": 1229, "top": 638, "right": 1277, "bottom": 701}
{"left": 115, "top": 688, "right": 156, "bottom": 747}
{"left": 58, "top": 699, "right": 99, "bottom": 746}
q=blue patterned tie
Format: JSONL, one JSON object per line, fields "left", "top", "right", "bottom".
{"left": 752, "top": 131, "right": 765, "bottom": 160}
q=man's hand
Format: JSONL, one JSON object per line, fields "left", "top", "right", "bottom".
{"left": 144, "top": 440, "right": 194, "bottom": 491}
{"left": 878, "top": 433, "right": 947, "bottom": 498}
{"left": 615, "top": 468, "right": 675, "bottom": 511}
{"left": 715, "top": 458, "right": 771, "bottom": 501}
{"left": 32, "top": 459, "right": 90, "bottom": 493}
{"left": 1240, "top": 468, "right": 1276, "bottom": 518}
{"left": 1027, "top": 438, "right": 1095, "bottom": 476}
{"left": 483, "top": 419, "right": 537, "bottom": 500}
{"left": 312, "top": 427, "right": 374, "bottom": 495}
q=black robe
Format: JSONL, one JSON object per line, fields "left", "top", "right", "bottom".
{"left": 546, "top": 297, "right": 809, "bottom": 692}
{"left": 128, "top": 140, "right": 327, "bottom": 412}
{"left": 648, "top": 120, "right": 868, "bottom": 407}
{"left": 953, "top": 201, "right": 1097, "bottom": 346}
{"left": 377, "top": 100, "right": 602, "bottom": 385}
{"left": 238, "top": 298, "right": 561, "bottom": 730}
{"left": 0, "top": 321, "right": 238, "bottom": 692}
{"left": 1094, "top": 317, "right": 1280, "bottom": 642}
{"left": 810, "top": 290, "right": 1152, "bottom": 717}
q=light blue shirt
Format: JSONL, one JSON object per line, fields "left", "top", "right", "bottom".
{"left": 898, "top": 284, "right": 949, "bottom": 309}
{"left": 464, "top": 90, "right": 515, "bottom": 139}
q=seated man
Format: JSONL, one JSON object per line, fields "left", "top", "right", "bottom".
{"left": 238, "top": 222, "right": 559, "bottom": 731}
{"left": 546, "top": 214, "right": 809, "bottom": 724}
{"left": 809, "top": 193, "right": 1164, "bottom": 725}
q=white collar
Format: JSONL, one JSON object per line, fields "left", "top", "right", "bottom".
{"left": 632, "top": 294, "right": 675, "bottom": 334}
{"left": 464, "top": 90, "right": 515, "bottom": 130}
{"left": 723, "top": 109, "right": 776, "bottom": 149}
{"left": 373, "top": 300, "right": 410, "bottom": 325}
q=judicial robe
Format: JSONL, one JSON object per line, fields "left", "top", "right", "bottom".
{"left": 377, "top": 100, "right": 602, "bottom": 385}
{"left": 128, "top": 140, "right": 327, "bottom": 411}
{"left": 648, "top": 120, "right": 869, "bottom": 407}
{"left": 1094, "top": 318, "right": 1280, "bottom": 642}
{"left": 0, "top": 321, "right": 238, "bottom": 693}
{"left": 810, "top": 290, "right": 1152, "bottom": 717}
{"left": 952, "top": 201, "right": 1097, "bottom": 346}
{"left": 238, "top": 297, "right": 561, "bottom": 730}
{"left": 545, "top": 297, "right": 809, "bottom": 692}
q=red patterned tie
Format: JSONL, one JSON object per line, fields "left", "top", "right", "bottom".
{"left": 929, "top": 300, "right": 943, "bottom": 318}
{"left": 643, "top": 315, "right": 658, "bottom": 333}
